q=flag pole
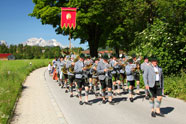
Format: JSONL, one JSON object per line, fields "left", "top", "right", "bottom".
{"left": 69, "top": 0, "right": 71, "bottom": 51}
{"left": 69, "top": 30, "right": 71, "bottom": 49}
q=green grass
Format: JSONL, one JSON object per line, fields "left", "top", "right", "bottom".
{"left": 164, "top": 71, "right": 186, "bottom": 101}
{"left": 0, "top": 59, "right": 51, "bottom": 124}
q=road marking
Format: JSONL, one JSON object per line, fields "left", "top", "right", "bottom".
{"left": 44, "top": 69, "right": 68, "bottom": 124}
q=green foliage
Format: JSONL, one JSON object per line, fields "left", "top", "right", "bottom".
{"left": 0, "top": 44, "right": 9, "bottom": 53}
{"left": 0, "top": 59, "right": 51, "bottom": 124}
{"left": 0, "top": 44, "right": 82, "bottom": 59}
{"left": 71, "top": 47, "right": 83, "bottom": 55}
{"left": 29, "top": 0, "right": 186, "bottom": 73}
{"left": 164, "top": 71, "right": 186, "bottom": 101}
{"left": 133, "top": 19, "right": 184, "bottom": 74}
{"left": 106, "top": 0, "right": 151, "bottom": 54}
{"left": 30, "top": 0, "right": 133, "bottom": 57}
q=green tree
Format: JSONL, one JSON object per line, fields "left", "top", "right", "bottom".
{"left": 29, "top": 0, "right": 124, "bottom": 57}
{"left": 24, "top": 45, "right": 34, "bottom": 59}
{"left": 103, "top": 0, "right": 157, "bottom": 56}
{"left": 132, "top": 0, "right": 186, "bottom": 74}
{"left": 133, "top": 18, "right": 185, "bottom": 74}
{"left": 9, "top": 45, "right": 17, "bottom": 54}
{"left": 32, "top": 46, "right": 42, "bottom": 59}
{"left": 0, "top": 44, "right": 9, "bottom": 53}
{"left": 52, "top": 46, "right": 61, "bottom": 57}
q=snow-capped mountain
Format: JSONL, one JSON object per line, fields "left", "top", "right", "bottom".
{"left": 0, "top": 40, "right": 7, "bottom": 46}
{"left": 22, "top": 38, "right": 66, "bottom": 48}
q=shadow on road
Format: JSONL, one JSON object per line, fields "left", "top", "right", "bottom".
{"left": 122, "top": 91, "right": 129, "bottom": 95}
{"left": 89, "top": 97, "right": 128, "bottom": 105}
{"left": 133, "top": 95, "right": 145, "bottom": 101}
{"left": 89, "top": 98, "right": 102, "bottom": 104}
{"left": 139, "top": 91, "right": 145, "bottom": 94}
{"left": 114, "top": 97, "right": 128, "bottom": 104}
{"left": 22, "top": 85, "right": 28, "bottom": 90}
{"left": 161, "top": 107, "right": 174, "bottom": 114}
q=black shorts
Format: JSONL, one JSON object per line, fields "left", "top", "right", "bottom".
{"left": 63, "top": 74, "right": 68, "bottom": 80}
{"left": 107, "top": 79, "right": 112, "bottom": 88}
{"left": 112, "top": 73, "right": 120, "bottom": 81}
{"left": 100, "top": 80, "right": 106, "bottom": 89}
{"left": 100, "top": 79, "right": 112, "bottom": 89}
{"left": 134, "top": 72, "right": 140, "bottom": 81}
{"left": 68, "top": 75, "right": 75, "bottom": 84}
{"left": 88, "top": 74, "right": 92, "bottom": 78}
{"left": 128, "top": 80, "right": 135, "bottom": 87}
{"left": 75, "top": 78, "right": 89, "bottom": 89}
{"left": 149, "top": 81, "right": 163, "bottom": 98}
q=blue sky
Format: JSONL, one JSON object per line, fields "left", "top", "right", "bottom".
{"left": 0, "top": 0, "right": 88, "bottom": 49}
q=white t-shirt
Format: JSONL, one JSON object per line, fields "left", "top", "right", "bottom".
{"left": 153, "top": 66, "right": 159, "bottom": 81}
{"left": 48, "top": 64, "right": 51, "bottom": 71}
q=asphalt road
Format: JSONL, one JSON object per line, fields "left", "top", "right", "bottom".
{"left": 45, "top": 68, "right": 186, "bottom": 124}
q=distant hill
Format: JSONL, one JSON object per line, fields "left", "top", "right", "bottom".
{"left": 22, "top": 38, "right": 66, "bottom": 48}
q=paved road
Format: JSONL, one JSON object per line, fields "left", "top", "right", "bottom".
{"left": 12, "top": 67, "right": 186, "bottom": 124}
{"left": 44, "top": 68, "right": 186, "bottom": 124}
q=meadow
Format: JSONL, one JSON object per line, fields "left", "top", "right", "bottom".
{"left": 0, "top": 59, "right": 51, "bottom": 124}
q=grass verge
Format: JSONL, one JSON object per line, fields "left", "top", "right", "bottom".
{"left": 0, "top": 59, "right": 51, "bottom": 124}
{"left": 164, "top": 71, "right": 186, "bottom": 101}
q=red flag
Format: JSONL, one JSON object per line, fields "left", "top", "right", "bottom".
{"left": 61, "top": 7, "right": 76, "bottom": 29}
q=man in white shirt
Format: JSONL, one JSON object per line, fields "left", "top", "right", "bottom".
{"left": 144, "top": 56, "right": 164, "bottom": 117}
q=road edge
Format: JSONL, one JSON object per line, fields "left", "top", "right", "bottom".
{"left": 44, "top": 68, "right": 68, "bottom": 124}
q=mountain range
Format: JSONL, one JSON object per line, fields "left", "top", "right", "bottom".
{"left": 0, "top": 40, "right": 7, "bottom": 46}
{"left": 22, "top": 38, "right": 66, "bottom": 48}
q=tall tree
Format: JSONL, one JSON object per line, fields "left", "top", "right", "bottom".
{"left": 105, "top": 0, "right": 152, "bottom": 55}
{"left": 29, "top": 0, "right": 123, "bottom": 57}
{"left": 0, "top": 44, "right": 9, "bottom": 53}
{"left": 24, "top": 45, "right": 34, "bottom": 59}
{"left": 133, "top": 0, "right": 186, "bottom": 74}
{"left": 9, "top": 45, "right": 17, "bottom": 54}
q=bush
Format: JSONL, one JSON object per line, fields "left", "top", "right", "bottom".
{"left": 164, "top": 71, "right": 186, "bottom": 100}
{"left": 133, "top": 19, "right": 185, "bottom": 75}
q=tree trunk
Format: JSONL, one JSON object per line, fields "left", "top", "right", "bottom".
{"left": 115, "top": 46, "right": 119, "bottom": 58}
{"left": 89, "top": 40, "right": 98, "bottom": 57}
{"left": 88, "top": 23, "right": 100, "bottom": 58}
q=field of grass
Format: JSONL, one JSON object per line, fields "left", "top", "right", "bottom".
{"left": 0, "top": 59, "right": 51, "bottom": 124}
{"left": 164, "top": 71, "right": 186, "bottom": 101}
